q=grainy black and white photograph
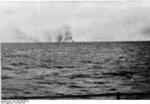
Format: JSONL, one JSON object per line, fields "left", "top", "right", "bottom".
{"left": 1, "top": 1, "right": 150, "bottom": 100}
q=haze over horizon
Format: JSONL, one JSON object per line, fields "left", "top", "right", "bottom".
{"left": 0, "top": 1, "right": 150, "bottom": 42}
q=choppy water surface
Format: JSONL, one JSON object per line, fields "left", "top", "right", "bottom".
{"left": 1, "top": 42, "right": 150, "bottom": 99}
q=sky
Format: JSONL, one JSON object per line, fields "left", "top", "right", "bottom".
{"left": 0, "top": 1, "right": 150, "bottom": 42}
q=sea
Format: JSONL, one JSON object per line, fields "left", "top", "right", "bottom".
{"left": 1, "top": 42, "right": 150, "bottom": 99}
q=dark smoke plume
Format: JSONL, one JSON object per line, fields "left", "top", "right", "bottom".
{"left": 63, "top": 27, "right": 73, "bottom": 42}
{"left": 55, "top": 25, "right": 73, "bottom": 42}
{"left": 56, "top": 34, "right": 63, "bottom": 42}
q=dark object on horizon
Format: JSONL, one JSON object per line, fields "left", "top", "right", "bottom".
{"left": 116, "top": 91, "right": 120, "bottom": 99}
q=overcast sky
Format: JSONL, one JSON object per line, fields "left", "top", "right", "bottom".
{"left": 0, "top": 1, "right": 150, "bottom": 42}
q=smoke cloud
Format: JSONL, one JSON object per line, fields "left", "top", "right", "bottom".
{"left": 10, "top": 25, "right": 73, "bottom": 42}
{"left": 1, "top": 1, "right": 150, "bottom": 42}
{"left": 14, "top": 28, "right": 39, "bottom": 42}
{"left": 54, "top": 25, "right": 73, "bottom": 42}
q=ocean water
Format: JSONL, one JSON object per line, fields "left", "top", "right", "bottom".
{"left": 1, "top": 42, "right": 150, "bottom": 99}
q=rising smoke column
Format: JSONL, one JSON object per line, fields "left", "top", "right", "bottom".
{"left": 63, "top": 26, "right": 73, "bottom": 42}
{"left": 55, "top": 31, "right": 63, "bottom": 42}
{"left": 54, "top": 25, "right": 73, "bottom": 42}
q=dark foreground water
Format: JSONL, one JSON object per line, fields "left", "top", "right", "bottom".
{"left": 1, "top": 42, "right": 150, "bottom": 99}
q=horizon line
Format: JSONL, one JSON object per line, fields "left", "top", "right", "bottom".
{"left": 1, "top": 40, "right": 150, "bottom": 43}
